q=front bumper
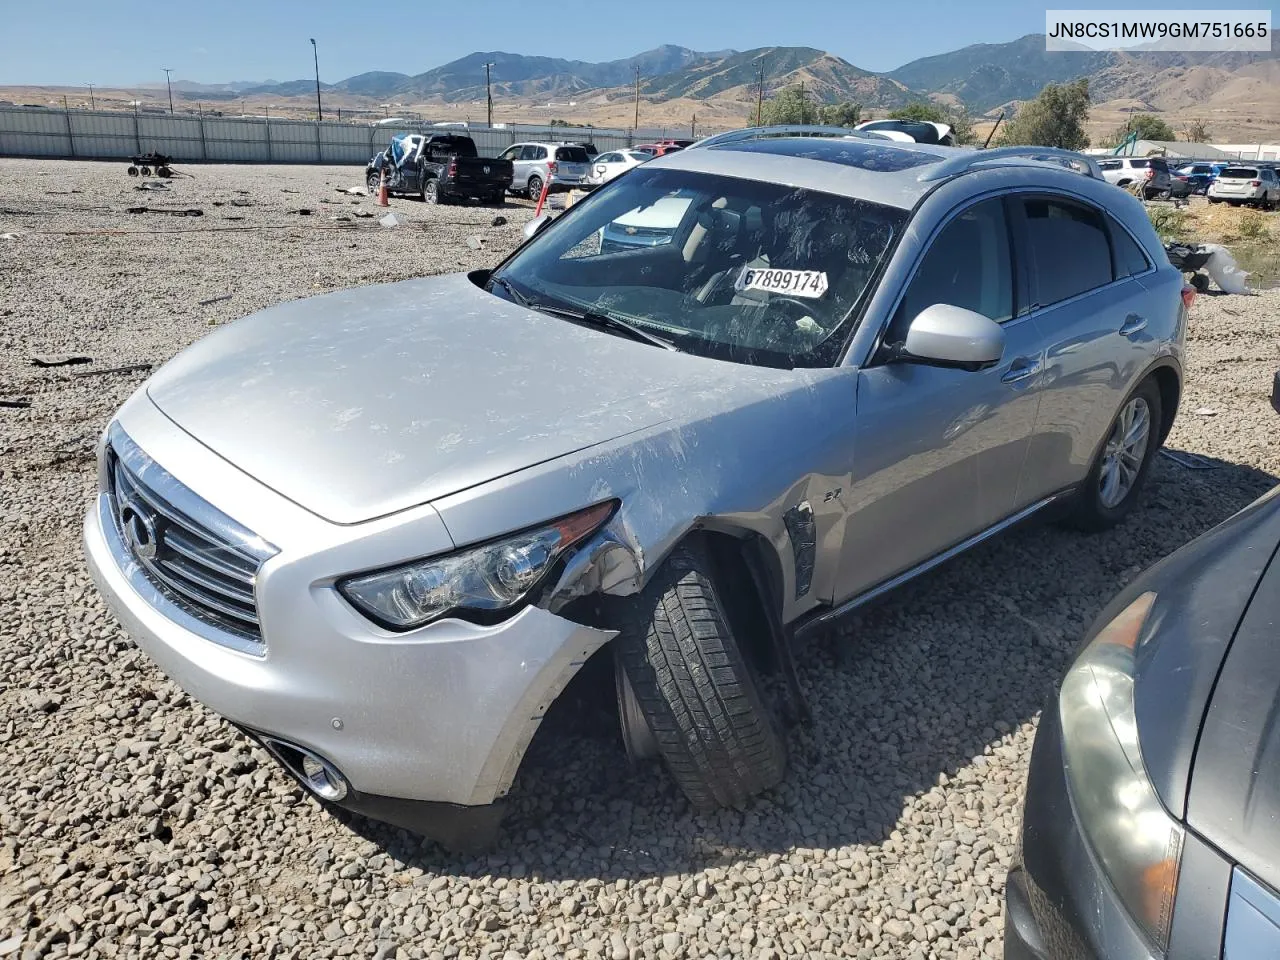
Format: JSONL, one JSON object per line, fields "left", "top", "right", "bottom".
{"left": 1006, "top": 706, "right": 1232, "bottom": 959}
{"left": 84, "top": 399, "right": 615, "bottom": 827}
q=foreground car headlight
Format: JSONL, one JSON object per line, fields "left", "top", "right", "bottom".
{"left": 1060, "top": 592, "right": 1183, "bottom": 952}
{"left": 338, "top": 500, "right": 616, "bottom": 630}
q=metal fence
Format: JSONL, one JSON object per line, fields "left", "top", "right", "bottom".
{"left": 0, "top": 105, "right": 704, "bottom": 164}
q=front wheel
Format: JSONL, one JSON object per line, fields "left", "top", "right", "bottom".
{"left": 614, "top": 541, "right": 787, "bottom": 810}
{"left": 1065, "top": 378, "right": 1163, "bottom": 532}
{"left": 366, "top": 171, "right": 381, "bottom": 195}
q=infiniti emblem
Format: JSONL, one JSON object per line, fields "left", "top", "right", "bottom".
{"left": 119, "top": 498, "right": 159, "bottom": 561}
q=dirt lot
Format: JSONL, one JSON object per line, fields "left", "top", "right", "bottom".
{"left": 2, "top": 159, "right": 1279, "bottom": 960}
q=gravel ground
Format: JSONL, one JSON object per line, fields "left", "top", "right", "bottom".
{"left": 2, "top": 159, "right": 1279, "bottom": 960}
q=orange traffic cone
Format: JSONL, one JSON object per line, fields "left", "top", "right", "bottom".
{"left": 532, "top": 177, "right": 550, "bottom": 217}
{"left": 377, "top": 168, "right": 389, "bottom": 207}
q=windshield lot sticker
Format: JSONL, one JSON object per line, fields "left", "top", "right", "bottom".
{"left": 735, "top": 267, "right": 829, "bottom": 298}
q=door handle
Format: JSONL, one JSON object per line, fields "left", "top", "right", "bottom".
{"left": 1001, "top": 357, "right": 1042, "bottom": 385}
{"left": 1119, "top": 314, "right": 1148, "bottom": 338}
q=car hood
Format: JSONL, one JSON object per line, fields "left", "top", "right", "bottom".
{"left": 1120, "top": 485, "right": 1280, "bottom": 821}
{"left": 1185, "top": 494, "right": 1280, "bottom": 891}
{"left": 146, "top": 273, "right": 735, "bottom": 524}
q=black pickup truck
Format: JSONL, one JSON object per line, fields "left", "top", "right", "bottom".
{"left": 365, "top": 134, "right": 513, "bottom": 206}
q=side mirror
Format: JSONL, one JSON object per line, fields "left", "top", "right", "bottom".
{"left": 901, "top": 303, "right": 1005, "bottom": 370}
{"left": 523, "top": 213, "right": 554, "bottom": 241}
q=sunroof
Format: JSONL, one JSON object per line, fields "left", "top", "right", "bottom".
{"left": 712, "top": 137, "right": 942, "bottom": 172}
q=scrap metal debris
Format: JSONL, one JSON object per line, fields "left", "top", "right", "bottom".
{"left": 71, "top": 362, "right": 153, "bottom": 378}
{"left": 379, "top": 212, "right": 408, "bottom": 228}
{"left": 0, "top": 398, "right": 32, "bottom": 409}
{"left": 1194, "top": 407, "right": 1218, "bottom": 416}
{"left": 491, "top": 215, "right": 508, "bottom": 227}
{"left": 126, "top": 207, "right": 204, "bottom": 217}
{"left": 466, "top": 236, "right": 486, "bottom": 250}
{"left": 134, "top": 181, "right": 170, "bottom": 192}
{"left": 1161, "top": 450, "right": 1218, "bottom": 470}
{"left": 31, "top": 355, "right": 92, "bottom": 368}
{"left": 353, "top": 209, "right": 374, "bottom": 219}
{"left": 338, "top": 187, "right": 366, "bottom": 196}
{"left": 197, "top": 294, "right": 233, "bottom": 306}
{"left": 295, "top": 209, "right": 313, "bottom": 216}
{"left": 0, "top": 233, "right": 17, "bottom": 241}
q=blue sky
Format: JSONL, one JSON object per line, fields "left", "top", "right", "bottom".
{"left": 0, "top": 0, "right": 1239, "bottom": 85}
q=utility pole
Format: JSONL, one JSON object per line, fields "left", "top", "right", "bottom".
{"left": 163, "top": 68, "right": 174, "bottom": 114}
{"left": 310, "top": 39, "right": 323, "bottom": 121}
{"left": 85, "top": 83, "right": 95, "bottom": 109}
{"left": 691, "top": 114, "right": 696, "bottom": 137}
{"left": 756, "top": 62, "right": 765, "bottom": 126}
{"left": 484, "top": 62, "right": 494, "bottom": 127}
{"left": 634, "top": 66, "right": 641, "bottom": 131}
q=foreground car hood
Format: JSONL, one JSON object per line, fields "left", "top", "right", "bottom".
{"left": 1186, "top": 500, "right": 1280, "bottom": 891}
{"left": 147, "top": 273, "right": 725, "bottom": 524}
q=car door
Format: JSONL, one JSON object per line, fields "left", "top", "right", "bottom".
{"left": 1013, "top": 193, "right": 1154, "bottom": 501}
{"left": 497, "top": 145, "right": 524, "bottom": 190}
{"left": 594, "top": 152, "right": 619, "bottom": 182}
{"left": 834, "top": 196, "right": 1045, "bottom": 603}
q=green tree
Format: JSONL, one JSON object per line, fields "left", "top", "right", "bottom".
{"left": 818, "top": 101, "right": 862, "bottom": 127}
{"left": 1101, "top": 113, "right": 1176, "bottom": 147}
{"left": 759, "top": 85, "right": 817, "bottom": 125}
{"left": 889, "top": 102, "right": 948, "bottom": 123}
{"left": 996, "top": 79, "right": 1091, "bottom": 150}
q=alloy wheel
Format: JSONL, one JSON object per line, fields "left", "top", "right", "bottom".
{"left": 1099, "top": 397, "right": 1151, "bottom": 509}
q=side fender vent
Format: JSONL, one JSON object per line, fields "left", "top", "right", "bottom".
{"left": 783, "top": 501, "right": 817, "bottom": 599}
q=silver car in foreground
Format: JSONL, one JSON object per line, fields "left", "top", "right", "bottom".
{"left": 85, "top": 136, "right": 1190, "bottom": 849}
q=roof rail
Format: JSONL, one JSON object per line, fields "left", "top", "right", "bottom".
{"left": 918, "top": 146, "right": 1104, "bottom": 182}
{"left": 686, "top": 125, "right": 891, "bottom": 150}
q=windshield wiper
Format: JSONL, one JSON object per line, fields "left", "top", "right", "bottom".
{"left": 532, "top": 303, "right": 678, "bottom": 351}
{"left": 488, "top": 274, "right": 530, "bottom": 307}
{"left": 489, "top": 276, "right": 676, "bottom": 351}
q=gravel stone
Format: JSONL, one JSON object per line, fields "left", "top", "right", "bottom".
{"left": 3, "top": 158, "right": 1277, "bottom": 960}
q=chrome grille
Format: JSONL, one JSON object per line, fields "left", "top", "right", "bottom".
{"left": 105, "top": 426, "right": 276, "bottom": 645}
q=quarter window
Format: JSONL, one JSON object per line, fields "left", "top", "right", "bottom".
{"left": 1109, "top": 219, "right": 1151, "bottom": 278}
{"left": 1020, "top": 198, "right": 1113, "bottom": 307}
{"left": 892, "top": 198, "right": 1014, "bottom": 340}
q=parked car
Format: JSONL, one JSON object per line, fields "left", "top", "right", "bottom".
{"left": 1173, "top": 161, "right": 1226, "bottom": 195}
{"left": 855, "top": 118, "right": 956, "bottom": 145}
{"left": 85, "top": 137, "right": 1189, "bottom": 849}
{"left": 1006, "top": 484, "right": 1280, "bottom": 960}
{"left": 496, "top": 142, "right": 593, "bottom": 198}
{"left": 634, "top": 140, "right": 693, "bottom": 157}
{"left": 1208, "top": 164, "right": 1279, "bottom": 208}
{"left": 365, "top": 134, "right": 512, "bottom": 205}
{"left": 597, "top": 194, "right": 694, "bottom": 250}
{"left": 588, "top": 149, "right": 650, "bottom": 186}
{"left": 1097, "top": 156, "right": 1173, "bottom": 199}
{"left": 566, "top": 141, "right": 599, "bottom": 158}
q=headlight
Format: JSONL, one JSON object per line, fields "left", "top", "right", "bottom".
{"left": 338, "top": 500, "right": 615, "bottom": 630}
{"left": 1060, "top": 592, "right": 1182, "bottom": 952}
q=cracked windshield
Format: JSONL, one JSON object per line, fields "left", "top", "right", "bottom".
{"left": 491, "top": 167, "right": 905, "bottom": 366}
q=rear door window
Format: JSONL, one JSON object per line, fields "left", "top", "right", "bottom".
{"left": 1020, "top": 197, "right": 1113, "bottom": 307}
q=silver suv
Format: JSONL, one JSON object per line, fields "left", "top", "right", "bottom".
{"left": 1098, "top": 155, "right": 1173, "bottom": 199}
{"left": 497, "top": 141, "right": 593, "bottom": 198}
{"left": 85, "top": 139, "right": 1189, "bottom": 848}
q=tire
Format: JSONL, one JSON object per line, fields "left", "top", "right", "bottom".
{"left": 1065, "top": 378, "right": 1163, "bottom": 532}
{"left": 489, "top": 191, "right": 505, "bottom": 207}
{"left": 527, "top": 175, "right": 543, "bottom": 201}
{"left": 367, "top": 171, "right": 381, "bottom": 195}
{"left": 1208, "top": 196, "right": 1221, "bottom": 204}
{"left": 614, "top": 541, "right": 786, "bottom": 810}
{"left": 422, "top": 178, "right": 439, "bottom": 204}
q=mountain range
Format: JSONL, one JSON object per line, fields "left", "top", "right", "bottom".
{"left": 159, "top": 31, "right": 1280, "bottom": 125}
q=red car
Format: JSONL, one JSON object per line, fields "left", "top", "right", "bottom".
{"left": 634, "top": 139, "right": 695, "bottom": 157}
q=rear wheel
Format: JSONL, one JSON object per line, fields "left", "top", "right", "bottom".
{"left": 527, "top": 175, "right": 544, "bottom": 201}
{"left": 614, "top": 541, "right": 787, "bottom": 809}
{"left": 1065, "top": 378, "right": 1163, "bottom": 532}
{"left": 422, "top": 178, "right": 439, "bottom": 204}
